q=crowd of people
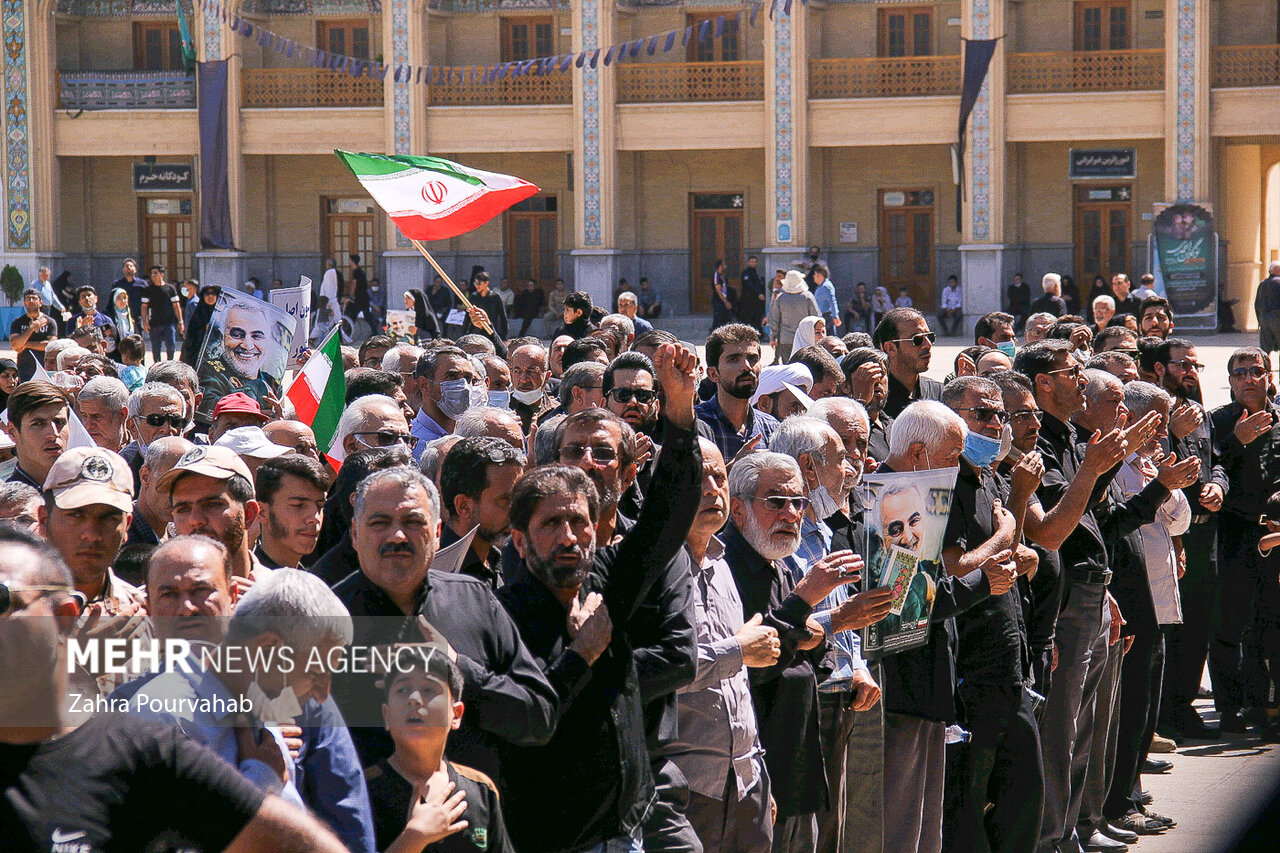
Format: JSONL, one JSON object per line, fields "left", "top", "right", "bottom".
{"left": 0, "top": 263, "right": 1274, "bottom": 853}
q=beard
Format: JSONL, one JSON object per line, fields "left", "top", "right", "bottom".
{"left": 584, "top": 469, "right": 622, "bottom": 510}
{"left": 723, "top": 372, "right": 759, "bottom": 401}
{"left": 740, "top": 509, "right": 800, "bottom": 561}
{"left": 526, "top": 541, "right": 596, "bottom": 590}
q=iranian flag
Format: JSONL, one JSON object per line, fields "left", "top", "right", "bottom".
{"left": 336, "top": 150, "right": 539, "bottom": 241}
{"left": 286, "top": 326, "right": 347, "bottom": 468}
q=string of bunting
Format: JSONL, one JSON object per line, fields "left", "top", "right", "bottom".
{"left": 194, "top": 0, "right": 803, "bottom": 86}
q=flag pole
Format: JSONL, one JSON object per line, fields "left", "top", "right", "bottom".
{"left": 408, "top": 238, "right": 496, "bottom": 336}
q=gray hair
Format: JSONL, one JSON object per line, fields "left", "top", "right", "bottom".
{"left": 1041, "top": 272, "right": 1061, "bottom": 294}
{"left": 1027, "top": 311, "right": 1057, "bottom": 328}
{"left": 769, "top": 416, "right": 838, "bottom": 466}
{"left": 1123, "top": 380, "right": 1170, "bottom": 418}
{"left": 128, "top": 382, "right": 184, "bottom": 419}
{"left": 728, "top": 451, "right": 802, "bottom": 500}
{"left": 1082, "top": 368, "right": 1123, "bottom": 406}
{"left": 559, "top": 362, "right": 607, "bottom": 407}
{"left": 143, "top": 435, "right": 196, "bottom": 473}
{"left": 454, "top": 406, "right": 522, "bottom": 440}
{"left": 534, "top": 414, "right": 565, "bottom": 466}
{"left": 807, "top": 396, "right": 870, "bottom": 433}
{"left": 78, "top": 376, "right": 129, "bottom": 410}
{"left": 601, "top": 313, "right": 635, "bottom": 338}
{"left": 224, "top": 568, "right": 354, "bottom": 650}
{"left": 888, "top": 400, "right": 967, "bottom": 457}
{"left": 353, "top": 466, "right": 440, "bottom": 523}
{"left": 0, "top": 482, "right": 40, "bottom": 514}
{"left": 45, "top": 339, "right": 75, "bottom": 365}
{"left": 334, "top": 394, "right": 403, "bottom": 450}
{"left": 940, "top": 375, "right": 1000, "bottom": 408}
{"left": 147, "top": 360, "right": 199, "bottom": 395}
{"left": 56, "top": 346, "right": 92, "bottom": 371}
{"left": 38, "top": 266, "right": 50, "bottom": 276}
{"left": 381, "top": 344, "right": 423, "bottom": 373}
{"left": 1092, "top": 294, "right": 1116, "bottom": 311}
{"left": 418, "top": 435, "right": 461, "bottom": 481}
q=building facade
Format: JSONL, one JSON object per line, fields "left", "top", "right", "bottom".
{"left": 3, "top": 0, "right": 1279, "bottom": 326}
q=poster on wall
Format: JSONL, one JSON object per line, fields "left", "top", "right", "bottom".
{"left": 193, "top": 290, "right": 297, "bottom": 423}
{"left": 860, "top": 466, "right": 958, "bottom": 658}
{"left": 1150, "top": 202, "right": 1218, "bottom": 331}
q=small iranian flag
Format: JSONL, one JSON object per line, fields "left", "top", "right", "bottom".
{"left": 336, "top": 150, "right": 539, "bottom": 241}
{"left": 286, "top": 326, "right": 347, "bottom": 468}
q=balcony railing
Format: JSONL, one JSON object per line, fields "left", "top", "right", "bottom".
{"left": 1212, "top": 44, "right": 1280, "bottom": 87}
{"left": 428, "top": 66, "right": 571, "bottom": 105}
{"left": 808, "top": 55, "right": 961, "bottom": 99}
{"left": 617, "top": 60, "right": 764, "bottom": 103}
{"left": 242, "top": 68, "right": 383, "bottom": 108}
{"left": 1007, "top": 49, "right": 1164, "bottom": 94}
{"left": 58, "top": 70, "right": 196, "bottom": 110}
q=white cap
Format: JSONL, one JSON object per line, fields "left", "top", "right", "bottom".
{"left": 214, "top": 426, "right": 291, "bottom": 461}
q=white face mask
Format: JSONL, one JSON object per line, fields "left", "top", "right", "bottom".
{"left": 511, "top": 387, "right": 543, "bottom": 406}
{"left": 995, "top": 422, "right": 1014, "bottom": 463}
{"left": 809, "top": 483, "right": 841, "bottom": 520}
{"left": 246, "top": 677, "right": 304, "bottom": 723}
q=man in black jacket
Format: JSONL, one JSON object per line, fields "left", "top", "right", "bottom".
{"left": 496, "top": 343, "right": 702, "bottom": 853}
{"left": 462, "top": 271, "right": 509, "bottom": 340}
{"left": 330, "top": 466, "right": 557, "bottom": 778}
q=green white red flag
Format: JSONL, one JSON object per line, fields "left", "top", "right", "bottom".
{"left": 285, "top": 325, "right": 346, "bottom": 468}
{"left": 335, "top": 150, "right": 539, "bottom": 241}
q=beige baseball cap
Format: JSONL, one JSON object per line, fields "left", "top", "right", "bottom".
{"left": 155, "top": 445, "right": 254, "bottom": 496}
{"left": 43, "top": 447, "right": 135, "bottom": 513}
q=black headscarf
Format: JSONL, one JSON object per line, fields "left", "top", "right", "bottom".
{"left": 0, "top": 358, "right": 17, "bottom": 412}
{"left": 180, "top": 285, "right": 221, "bottom": 368}
{"left": 407, "top": 288, "right": 441, "bottom": 343}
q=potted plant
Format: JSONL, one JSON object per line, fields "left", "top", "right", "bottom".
{"left": 0, "top": 264, "right": 22, "bottom": 307}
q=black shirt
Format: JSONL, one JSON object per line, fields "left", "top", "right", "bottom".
{"left": 462, "top": 291, "right": 509, "bottom": 340}
{"left": 1112, "top": 293, "right": 1143, "bottom": 319}
{"left": 142, "top": 283, "right": 180, "bottom": 327}
{"left": 1211, "top": 400, "right": 1280, "bottom": 520}
{"left": 867, "top": 411, "right": 894, "bottom": 463}
{"left": 1035, "top": 412, "right": 1117, "bottom": 583}
{"left": 0, "top": 714, "right": 264, "bottom": 853}
{"left": 126, "top": 507, "right": 160, "bottom": 548}
{"left": 439, "top": 525, "right": 503, "bottom": 590}
{"left": 366, "top": 760, "right": 511, "bottom": 853}
{"left": 9, "top": 311, "right": 59, "bottom": 380}
{"left": 883, "top": 372, "right": 941, "bottom": 420}
{"left": 1029, "top": 293, "right": 1067, "bottom": 318}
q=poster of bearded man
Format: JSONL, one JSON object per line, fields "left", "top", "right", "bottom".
{"left": 193, "top": 289, "right": 296, "bottom": 423}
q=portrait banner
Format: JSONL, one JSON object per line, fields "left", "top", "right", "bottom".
{"left": 386, "top": 309, "right": 414, "bottom": 340}
{"left": 860, "top": 466, "right": 958, "bottom": 658}
{"left": 194, "top": 289, "right": 297, "bottom": 423}
{"left": 1151, "top": 202, "right": 1217, "bottom": 329}
{"left": 269, "top": 281, "right": 312, "bottom": 368}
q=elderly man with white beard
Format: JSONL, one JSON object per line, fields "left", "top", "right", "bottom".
{"left": 722, "top": 451, "right": 866, "bottom": 853}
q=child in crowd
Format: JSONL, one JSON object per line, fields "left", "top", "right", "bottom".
{"left": 117, "top": 334, "right": 147, "bottom": 391}
{"left": 365, "top": 642, "right": 511, "bottom": 852}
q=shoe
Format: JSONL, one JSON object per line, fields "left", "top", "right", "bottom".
{"left": 1143, "top": 810, "right": 1177, "bottom": 828}
{"left": 1082, "top": 829, "right": 1128, "bottom": 851}
{"left": 1142, "top": 757, "right": 1174, "bottom": 773}
{"left": 1100, "top": 822, "right": 1140, "bottom": 844}
{"left": 1116, "top": 812, "right": 1168, "bottom": 835}
{"left": 1167, "top": 707, "right": 1221, "bottom": 739}
{"left": 1148, "top": 734, "right": 1177, "bottom": 754}
{"left": 1220, "top": 711, "right": 1250, "bottom": 733}
{"left": 1135, "top": 790, "right": 1153, "bottom": 806}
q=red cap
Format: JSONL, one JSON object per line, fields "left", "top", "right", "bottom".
{"left": 211, "top": 392, "right": 268, "bottom": 421}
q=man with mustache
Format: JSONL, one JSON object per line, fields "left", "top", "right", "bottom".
{"left": 127, "top": 436, "right": 195, "bottom": 547}
{"left": 160, "top": 445, "right": 267, "bottom": 582}
{"left": 696, "top": 323, "right": 779, "bottom": 461}
{"left": 841, "top": 347, "right": 892, "bottom": 463}
{"left": 254, "top": 453, "right": 331, "bottom": 570}
{"left": 496, "top": 343, "right": 703, "bottom": 853}
{"left": 332, "top": 466, "right": 556, "bottom": 778}
{"left": 438, "top": 436, "right": 526, "bottom": 588}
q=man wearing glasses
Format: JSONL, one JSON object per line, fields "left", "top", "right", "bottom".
{"left": 333, "top": 395, "right": 414, "bottom": 460}
{"left": 1151, "top": 338, "right": 1226, "bottom": 740}
{"left": 1209, "top": 347, "right": 1280, "bottom": 735}
{"left": 120, "top": 382, "right": 189, "bottom": 492}
{"left": 873, "top": 308, "right": 942, "bottom": 419}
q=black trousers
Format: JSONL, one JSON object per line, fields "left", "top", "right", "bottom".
{"left": 943, "top": 683, "right": 1044, "bottom": 853}
{"left": 1161, "top": 520, "right": 1216, "bottom": 717}
{"left": 1211, "top": 513, "right": 1264, "bottom": 713}
{"left": 1103, "top": 631, "right": 1164, "bottom": 820}
{"left": 643, "top": 757, "right": 703, "bottom": 853}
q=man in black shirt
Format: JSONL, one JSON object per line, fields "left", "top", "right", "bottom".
{"left": 1208, "top": 346, "right": 1280, "bottom": 733}
{"left": 347, "top": 253, "right": 369, "bottom": 319}
{"left": 873, "top": 307, "right": 941, "bottom": 419}
{"left": 841, "top": 346, "right": 894, "bottom": 463}
{"left": 438, "top": 436, "right": 525, "bottom": 588}
{"left": 1109, "top": 274, "right": 1143, "bottom": 321}
{"left": 8, "top": 289, "right": 60, "bottom": 381}
{"left": 462, "top": 272, "right": 509, "bottom": 340}
{"left": 0, "top": 527, "right": 347, "bottom": 853}
{"left": 141, "top": 264, "right": 186, "bottom": 362}
{"left": 496, "top": 343, "right": 701, "bottom": 853}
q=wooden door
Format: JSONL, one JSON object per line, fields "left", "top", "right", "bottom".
{"left": 324, "top": 198, "right": 376, "bottom": 280}
{"left": 506, "top": 196, "right": 559, "bottom": 292}
{"left": 686, "top": 13, "right": 740, "bottom": 62}
{"left": 1074, "top": 185, "right": 1132, "bottom": 284}
{"left": 878, "top": 7, "right": 933, "bottom": 57}
{"left": 690, "top": 193, "right": 744, "bottom": 313}
{"left": 141, "top": 198, "right": 195, "bottom": 282}
{"left": 317, "top": 20, "right": 371, "bottom": 60}
{"left": 134, "top": 22, "right": 183, "bottom": 70}
{"left": 879, "top": 189, "right": 936, "bottom": 309}
{"left": 501, "top": 16, "right": 555, "bottom": 62}
{"left": 1074, "top": 0, "right": 1130, "bottom": 50}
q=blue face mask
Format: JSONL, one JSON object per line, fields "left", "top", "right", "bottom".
{"left": 996, "top": 340, "right": 1016, "bottom": 359}
{"left": 961, "top": 430, "right": 1003, "bottom": 468}
{"left": 488, "top": 390, "right": 511, "bottom": 409}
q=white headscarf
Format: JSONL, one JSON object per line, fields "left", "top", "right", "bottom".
{"left": 750, "top": 363, "right": 815, "bottom": 408}
{"left": 792, "top": 315, "right": 824, "bottom": 357}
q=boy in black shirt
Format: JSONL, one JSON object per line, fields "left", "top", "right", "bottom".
{"left": 365, "top": 643, "right": 511, "bottom": 853}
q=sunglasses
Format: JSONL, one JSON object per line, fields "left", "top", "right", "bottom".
{"left": 560, "top": 444, "right": 619, "bottom": 464}
{"left": 1168, "top": 359, "right": 1204, "bottom": 372}
{"left": 749, "top": 495, "right": 811, "bottom": 512}
{"left": 141, "top": 413, "right": 187, "bottom": 429}
{"left": 607, "top": 388, "right": 658, "bottom": 405}
{"left": 1010, "top": 408, "right": 1043, "bottom": 423}
{"left": 0, "top": 581, "right": 73, "bottom": 616}
{"left": 352, "top": 431, "right": 412, "bottom": 448}
{"left": 1045, "top": 364, "right": 1081, "bottom": 380}
{"left": 887, "top": 332, "right": 936, "bottom": 347}
{"left": 955, "top": 406, "right": 1010, "bottom": 424}
{"left": 1231, "top": 366, "right": 1271, "bottom": 380}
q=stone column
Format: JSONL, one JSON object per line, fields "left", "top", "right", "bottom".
{"left": 759, "top": 5, "right": 809, "bottom": 277}
{"left": 1164, "top": 0, "right": 1209, "bottom": 204}
{"left": 383, "top": 0, "right": 430, "bottom": 303}
{"left": 196, "top": 1, "right": 248, "bottom": 288}
{"left": 0, "top": 0, "right": 52, "bottom": 281}
{"left": 958, "top": 0, "right": 1007, "bottom": 320}
{"left": 570, "top": 0, "right": 620, "bottom": 309}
